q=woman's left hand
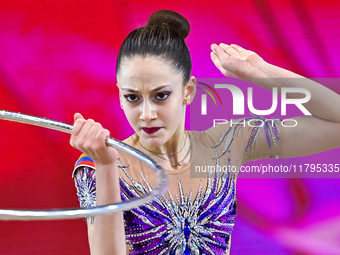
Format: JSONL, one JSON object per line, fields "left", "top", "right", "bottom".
{"left": 210, "top": 43, "right": 265, "bottom": 79}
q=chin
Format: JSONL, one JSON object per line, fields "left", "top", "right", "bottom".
{"left": 141, "top": 135, "right": 165, "bottom": 147}
{"left": 146, "top": 139, "right": 164, "bottom": 148}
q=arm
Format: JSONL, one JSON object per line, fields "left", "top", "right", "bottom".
{"left": 211, "top": 43, "right": 340, "bottom": 160}
{"left": 90, "top": 163, "right": 125, "bottom": 255}
{"left": 70, "top": 113, "right": 126, "bottom": 255}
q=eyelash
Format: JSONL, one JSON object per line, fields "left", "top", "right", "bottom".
{"left": 155, "top": 92, "right": 171, "bottom": 100}
{"left": 124, "top": 92, "right": 171, "bottom": 103}
{"left": 124, "top": 94, "right": 139, "bottom": 102}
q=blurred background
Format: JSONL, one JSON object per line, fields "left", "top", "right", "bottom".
{"left": 0, "top": 0, "right": 339, "bottom": 254}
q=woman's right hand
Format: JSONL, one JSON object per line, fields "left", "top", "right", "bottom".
{"left": 70, "top": 113, "right": 119, "bottom": 166}
{"left": 71, "top": 113, "right": 126, "bottom": 255}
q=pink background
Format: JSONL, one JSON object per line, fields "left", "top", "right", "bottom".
{"left": 0, "top": 0, "right": 339, "bottom": 254}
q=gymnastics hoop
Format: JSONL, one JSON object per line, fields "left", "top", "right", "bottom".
{"left": 0, "top": 110, "right": 169, "bottom": 221}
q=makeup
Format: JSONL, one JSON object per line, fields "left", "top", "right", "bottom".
{"left": 142, "top": 127, "right": 161, "bottom": 134}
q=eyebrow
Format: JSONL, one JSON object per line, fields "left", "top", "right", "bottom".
{"left": 121, "top": 85, "right": 171, "bottom": 93}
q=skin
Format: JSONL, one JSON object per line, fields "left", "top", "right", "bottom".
{"left": 211, "top": 43, "right": 340, "bottom": 160}
{"left": 70, "top": 43, "right": 340, "bottom": 255}
{"left": 70, "top": 56, "right": 196, "bottom": 255}
{"left": 117, "top": 56, "right": 196, "bottom": 161}
{"left": 71, "top": 114, "right": 123, "bottom": 255}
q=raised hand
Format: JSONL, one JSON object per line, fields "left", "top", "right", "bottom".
{"left": 210, "top": 43, "right": 265, "bottom": 79}
{"left": 70, "top": 113, "right": 119, "bottom": 166}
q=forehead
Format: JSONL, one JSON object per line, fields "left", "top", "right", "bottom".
{"left": 117, "top": 56, "right": 183, "bottom": 90}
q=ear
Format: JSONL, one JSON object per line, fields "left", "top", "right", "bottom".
{"left": 184, "top": 76, "right": 196, "bottom": 105}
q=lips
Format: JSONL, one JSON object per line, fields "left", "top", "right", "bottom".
{"left": 142, "top": 127, "right": 161, "bottom": 134}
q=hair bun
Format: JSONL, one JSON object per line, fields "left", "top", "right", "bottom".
{"left": 147, "top": 10, "right": 190, "bottom": 39}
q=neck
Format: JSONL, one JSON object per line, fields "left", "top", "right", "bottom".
{"left": 136, "top": 129, "right": 191, "bottom": 168}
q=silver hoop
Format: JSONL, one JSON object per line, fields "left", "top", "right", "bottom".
{"left": 0, "top": 110, "right": 169, "bottom": 221}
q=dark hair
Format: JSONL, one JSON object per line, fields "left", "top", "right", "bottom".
{"left": 116, "top": 10, "right": 192, "bottom": 84}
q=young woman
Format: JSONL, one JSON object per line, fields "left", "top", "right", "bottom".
{"left": 70, "top": 10, "right": 340, "bottom": 255}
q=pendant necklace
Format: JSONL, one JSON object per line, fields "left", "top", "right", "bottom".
{"left": 139, "top": 131, "right": 191, "bottom": 167}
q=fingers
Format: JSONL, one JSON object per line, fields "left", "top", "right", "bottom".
{"left": 72, "top": 113, "right": 86, "bottom": 136}
{"left": 210, "top": 51, "right": 223, "bottom": 70}
{"left": 219, "top": 43, "right": 239, "bottom": 56}
{"left": 70, "top": 114, "right": 118, "bottom": 165}
{"left": 211, "top": 43, "right": 229, "bottom": 56}
{"left": 212, "top": 43, "right": 246, "bottom": 57}
{"left": 72, "top": 119, "right": 100, "bottom": 149}
{"left": 71, "top": 114, "right": 105, "bottom": 150}
{"left": 94, "top": 128, "right": 110, "bottom": 149}
{"left": 210, "top": 43, "right": 262, "bottom": 79}
{"left": 230, "top": 44, "right": 245, "bottom": 52}
{"left": 211, "top": 43, "right": 230, "bottom": 65}
{"left": 74, "top": 112, "right": 84, "bottom": 122}
{"left": 72, "top": 120, "right": 86, "bottom": 138}
{"left": 82, "top": 123, "right": 108, "bottom": 152}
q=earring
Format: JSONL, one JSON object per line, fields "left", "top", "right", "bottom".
{"left": 185, "top": 99, "right": 189, "bottom": 104}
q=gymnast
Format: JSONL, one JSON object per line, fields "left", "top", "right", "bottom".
{"left": 70, "top": 10, "right": 340, "bottom": 255}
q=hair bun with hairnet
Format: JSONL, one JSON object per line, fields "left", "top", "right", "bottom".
{"left": 147, "top": 10, "right": 190, "bottom": 39}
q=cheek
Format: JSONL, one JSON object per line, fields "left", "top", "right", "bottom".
{"left": 162, "top": 100, "right": 184, "bottom": 124}
{"left": 124, "top": 108, "right": 139, "bottom": 126}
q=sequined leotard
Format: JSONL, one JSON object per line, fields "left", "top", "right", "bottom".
{"left": 73, "top": 117, "right": 281, "bottom": 255}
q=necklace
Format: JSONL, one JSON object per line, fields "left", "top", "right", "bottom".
{"left": 146, "top": 131, "right": 188, "bottom": 156}
{"left": 139, "top": 131, "right": 191, "bottom": 167}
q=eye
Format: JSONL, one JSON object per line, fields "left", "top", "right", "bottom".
{"left": 155, "top": 92, "right": 171, "bottom": 100}
{"left": 124, "top": 94, "right": 140, "bottom": 102}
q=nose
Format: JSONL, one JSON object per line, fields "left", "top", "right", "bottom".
{"left": 139, "top": 100, "right": 157, "bottom": 122}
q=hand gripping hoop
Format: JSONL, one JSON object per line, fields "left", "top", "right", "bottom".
{"left": 0, "top": 110, "right": 169, "bottom": 221}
